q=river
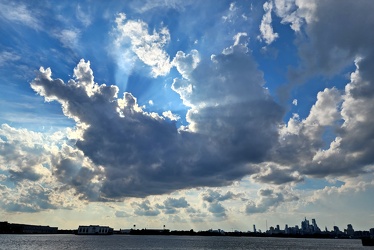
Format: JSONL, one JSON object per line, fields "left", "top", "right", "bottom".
{"left": 0, "top": 234, "right": 367, "bottom": 249}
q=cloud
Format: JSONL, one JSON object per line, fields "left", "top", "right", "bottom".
{"left": 0, "top": 1, "right": 41, "bottom": 30}
{"left": 171, "top": 50, "right": 200, "bottom": 80}
{"left": 273, "top": 87, "right": 342, "bottom": 171}
{"left": 0, "top": 183, "right": 58, "bottom": 213}
{"left": 245, "top": 187, "right": 298, "bottom": 214}
{"left": 274, "top": 0, "right": 374, "bottom": 99}
{"left": 115, "top": 210, "right": 131, "bottom": 218}
{"left": 157, "top": 197, "right": 189, "bottom": 214}
{"left": 0, "top": 124, "right": 52, "bottom": 184}
{"left": 201, "top": 190, "right": 241, "bottom": 218}
{"left": 202, "top": 190, "right": 240, "bottom": 203}
{"left": 0, "top": 51, "right": 21, "bottom": 66}
{"left": 163, "top": 197, "right": 189, "bottom": 208}
{"left": 30, "top": 33, "right": 284, "bottom": 199}
{"left": 26, "top": 4, "right": 374, "bottom": 205}
{"left": 251, "top": 163, "right": 304, "bottom": 185}
{"left": 76, "top": 4, "right": 91, "bottom": 27}
{"left": 115, "top": 13, "right": 172, "bottom": 77}
{"left": 162, "top": 110, "right": 180, "bottom": 121}
{"left": 0, "top": 123, "right": 101, "bottom": 211}
{"left": 273, "top": 0, "right": 315, "bottom": 32}
{"left": 273, "top": 55, "right": 374, "bottom": 180}
{"left": 302, "top": 60, "right": 374, "bottom": 177}
{"left": 130, "top": 0, "right": 194, "bottom": 13}
{"left": 258, "top": 1, "right": 279, "bottom": 45}
{"left": 132, "top": 200, "right": 160, "bottom": 216}
{"left": 53, "top": 29, "right": 80, "bottom": 49}
{"left": 207, "top": 202, "right": 226, "bottom": 218}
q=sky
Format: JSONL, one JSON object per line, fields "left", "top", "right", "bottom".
{"left": 0, "top": 0, "right": 374, "bottom": 232}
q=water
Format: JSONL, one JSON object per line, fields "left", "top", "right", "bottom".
{"left": 0, "top": 234, "right": 368, "bottom": 249}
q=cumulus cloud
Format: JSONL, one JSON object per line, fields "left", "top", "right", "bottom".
{"left": 202, "top": 190, "right": 240, "bottom": 203}
{"left": 258, "top": 1, "right": 278, "bottom": 45}
{"left": 0, "top": 124, "right": 52, "bottom": 184}
{"left": 251, "top": 163, "right": 303, "bottom": 185}
{"left": 0, "top": 183, "right": 57, "bottom": 213}
{"left": 162, "top": 110, "right": 180, "bottom": 121}
{"left": 274, "top": 0, "right": 374, "bottom": 99}
{"left": 115, "top": 13, "right": 172, "bottom": 77}
{"left": 157, "top": 197, "right": 189, "bottom": 214}
{"left": 171, "top": 50, "right": 200, "bottom": 80}
{"left": 132, "top": 200, "right": 160, "bottom": 216}
{"left": 0, "top": 124, "right": 89, "bottom": 212}
{"left": 303, "top": 60, "right": 374, "bottom": 177}
{"left": 272, "top": 56, "right": 374, "bottom": 180}
{"left": 267, "top": 1, "right": 374, "bottom": 181}
{"left": 201, "top": 190, "right": 241, "bottom": 218}
{"left": 245, "top": 188, "right": 298, "bottom": 214}
{"left": 30, "top": 32, "right": 284, "bottom": 199}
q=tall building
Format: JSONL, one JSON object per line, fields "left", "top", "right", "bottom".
{"left": 346, "top": 224, "right": 354, "bottom": 237}
{"left": 312, "top": 218, "right": 320, "bottom": 232}
{"left": 301, "top": 217, "right": 310, "bottom": 233}
{"left": 253, "top": 224, "right": 256, "bottom": 233}
{"left": 333, "top": 225, "right": 342, "bottom": 236}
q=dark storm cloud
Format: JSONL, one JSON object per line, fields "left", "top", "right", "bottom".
{"left": 30, "top": 41, "right": 284, "bottom": 199}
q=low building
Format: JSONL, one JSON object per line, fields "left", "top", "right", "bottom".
{"left": 77, "top": 225, "right": 113, "bottom": 235}
{"left": 0, "top": 221, "right": 58, "bottom": 234}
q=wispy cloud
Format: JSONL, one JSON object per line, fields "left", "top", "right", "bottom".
{"left": 0, "top": 1, "right": 41, "bottom": 30}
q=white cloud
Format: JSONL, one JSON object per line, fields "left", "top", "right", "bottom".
{"left": 53, "top": 29, "right": 80, "bottom": 49}
{"left": 0, "top": 1, "right": 41, "bottom": 30}
{"left": 0, "top": 51, "right": 21, "bottom": 66}
{"left": 258, "top": 1, "right": 279, "bottom": 45}
{"left": 76, "top": 4, "right": 91, "bottom": 27}
{"left": 130, "top": 0, "right": 193, "bottom": 13}
{"left": 115, "top": 13, "right": 172, "bottom": 77}
{"left": 171, "top": 50, "right": 200, "bottom": 80}
{"left": 0, "top": 124, "right": 93, "bottom": 212}
{"left": 292, "top": 99, "right": 297, "bottom": 106}
{"left": 162, "top": 110, "right": 180, "bottom": 121}
{"left": 273, "top": 0, "right": 316, "bottom": 32}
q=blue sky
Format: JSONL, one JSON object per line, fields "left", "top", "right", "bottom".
{"left": 1, "top": 0, "right": 374, "bottom": 232}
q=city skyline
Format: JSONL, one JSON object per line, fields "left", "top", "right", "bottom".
{"left": 1, "top": 0, "right": 374, "bottom": 231}
{"left": 2, "top": 216, "right": 373, "bottom": 238}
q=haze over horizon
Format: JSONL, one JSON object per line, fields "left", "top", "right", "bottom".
{"left": 1, "top": 0, "right": 374, "bottom": 232}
